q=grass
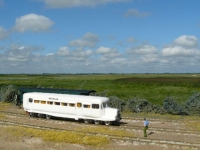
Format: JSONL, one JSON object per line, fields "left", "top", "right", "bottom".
{"left": 1, "top": 74, "right": 200, "bottom": 105}
{"left": 4, "top": 126, "right": 109, "bottom": 147}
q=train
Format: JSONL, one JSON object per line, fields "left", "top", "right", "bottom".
{"left": 23, "top": 92, "right": 121, "bottom": 125}
{"left": 16, "top": 87, "right": 96, "bottom": 106}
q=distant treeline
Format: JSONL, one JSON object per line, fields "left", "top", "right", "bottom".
{"left": 0, "top": 73, "right": 200, "bottom": 75}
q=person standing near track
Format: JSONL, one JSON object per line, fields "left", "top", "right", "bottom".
{"left": 143, "top": 118, "right": 149, "bottom": 137}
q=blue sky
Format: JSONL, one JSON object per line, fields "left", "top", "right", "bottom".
{"left": 0, "top": 0, "right": 200, "bottom": 74}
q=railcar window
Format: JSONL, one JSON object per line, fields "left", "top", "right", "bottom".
{"left": 34, "top": 100, "right": 39, "bottom": 103}
{"left": 47, "top": 101, "right": 53, "bottom": 105}
{"left": 69, "top": 103, "right": 75, "bottom": 107}
{"left": 41, "top": 101, "right": 46, "bottom": 104}
{"left": 103, "top": 103, "right": 107, "bottom": 108}
{"left": 77, "top": 102, "right": 82, "bottom": 108}
{"left": 29, "top": 98, "right": 33, "bottom": 103}
{"left": 54, "top": 102, "right": 60, "bottom": 105}
{"left": 92, "top": 104, "right": 99, "bottom": 109}
{"left": 61, "top": 102, "right": 68, "bottom": 106}
{"left": 83, "top": 104, "right": 90, "bottom": 108}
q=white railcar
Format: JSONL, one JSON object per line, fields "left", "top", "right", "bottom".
{"left": 23, "top": 92, "right": 121, "bottom": 125}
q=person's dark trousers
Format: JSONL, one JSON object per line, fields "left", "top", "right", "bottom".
{"left": 143, "top": 126, "right": 148, "bottom": 137}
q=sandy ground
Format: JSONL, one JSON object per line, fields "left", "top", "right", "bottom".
{"left": 0, "top": 104, "right": 200, "bottom": 150}
{"left": 1, "top": 130, "right": 191, "bottom": 150}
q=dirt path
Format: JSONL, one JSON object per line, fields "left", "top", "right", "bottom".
{"left": 0, "top": 103, "right": 200, "bottom": 150}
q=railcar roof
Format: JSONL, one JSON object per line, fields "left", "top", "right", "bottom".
{"left": 19, "top": 87, "right": 96, "bottom": 95}
{"left": 24, "top": 92, "right": 108, "bottom": 103}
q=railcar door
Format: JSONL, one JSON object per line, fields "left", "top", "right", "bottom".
{"left": 28, "top": 98, "right": 33, "bottom": 105}
{"left": 76, "top": 102, "right": 82, "bottom": 115}
{"left": 25, "top": 97, "right": 33, "bottom": 110}
{"left": 67, "top": 102, "right": 76, "bottom": 115}
{"left": 101, "top": 103, "right": 106, "bottom": 116}
{"left": 91, "top": 103, "right": 101, "bottom": 117}
{"left": 82, "top": 104, "right": 91, "bottom": 117}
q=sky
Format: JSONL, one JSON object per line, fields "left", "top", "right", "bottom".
{"left": 0, "top": 0, "right": 200, "bottom": 74}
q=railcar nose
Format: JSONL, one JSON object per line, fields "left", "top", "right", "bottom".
{"left": 116, "top": 111, "right": 121, "bottom": 122}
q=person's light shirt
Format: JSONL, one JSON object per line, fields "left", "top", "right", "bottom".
{"left": 144, "top": 120, "right": 149, "bottom": 127}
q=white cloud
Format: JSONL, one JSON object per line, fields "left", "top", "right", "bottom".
{"left": 41, "top": 0, "right": 129, "bottom": 8}
{"left": 7, "top": 55, "right": 28, "bottom": 62}
{"left": 162, "top": 46, "right": 199, "bottom": 57}
{"left": 69, "top": 40, "right": 94, "bottom": 47}
{"left": 13, "top": 13, "right": 54, "bottom": 33}
{"left": 126, "top": 45, "right": 158, "bottom": 54}
{"left": 18, "top": 46, "right": 25, "bottom": 50}
{"left": 109, "top": 57, "right": 127, "bottom": 66}
{"left": 0, "top": 26, "right": 8, "bottom": 40}
{"left": 157, "top": 35, "right": 200, "bottom": 73}
{"left": 69, "top": 32, "right": 99, "bottom": 47}
{"left": 1, "top": 34, "right": 200, "bottom": 74}
{"left": 2, "top": 44, "right": 44, "bottom": 62}
{"left": 96, "top": 47, "right": 110, "bottom": 54}
{"left": 174, "top": 35, "right": 198, "bottom": 47}
{"left": 57, "top": 46, "right": 93, "bottom": 61}
{"left": 46, "top": 53, "right": 54, "bottom": 56}
{"left": 124, "top": 9, "right": 150, "bottom": 18}
{"left": 56, "top": 47, "right": 70, "bottom": 56}
{"left": 96, "top": 46, "right": 121, "bottom": 58}
{"left": 162, "top": 35, "right": 200, "bottom": 58}
{"left": 141, "top": 54, "right": 159, "bottom": 63}
{"left": 71, "top": 48, "right": 93, "bottom": 59}
{"left": 94, "top": 55, "right": 127, "bottom": 70}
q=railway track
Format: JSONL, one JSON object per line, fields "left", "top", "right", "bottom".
{"left": 0, "top": 119, "right": 200, "bottom": 150}
{"left": 1, "top": 110, "right": 200, "bottom": 137}
{"left": 1, "top": 110, "right": 200, "bottom": 149}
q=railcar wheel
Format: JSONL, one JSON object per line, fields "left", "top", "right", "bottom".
{"left": 94, "top": 120, "right": 100, "bottom": 125}
{"left": 29, "top": 112, "right": 34, "bottom": 117}
{"left": 46, "top": 115, "right": 51, "bottom": 119}
{"left": 84, "top": 119, "right": 90, "bottom": 124}
{"left": 105, "top": 121, "right": 111, "bottom": 126}
{"left": 38, "top": 113, "right": 43, "bottom": 118}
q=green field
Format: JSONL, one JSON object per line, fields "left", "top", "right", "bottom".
{"left": 1, "top": 74, "right": 200, "bottom": 105}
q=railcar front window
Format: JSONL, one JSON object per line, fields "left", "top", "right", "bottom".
{"left": 102, "top": 102, "right": 107, "bottom": 108}
{"left": 29, "top": 98, "right": 33, "bottom": 103}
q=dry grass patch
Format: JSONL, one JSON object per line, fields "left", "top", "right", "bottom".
{"left": 4, "top": 126, "right": 109, "bottom": 147}
{"left": 0, "top": 113, "right": 5, "bottom": 119}
{"left": 79, "top": 126, "right": 133, "bottom": 137}
{"left": 0, "top": 102, "right": 10, "bottom": 110}
{"left": 184, "top": 119, "right": 200, "bottom": 131}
